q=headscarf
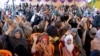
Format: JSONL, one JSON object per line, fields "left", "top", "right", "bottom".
{"left": 70, "top": 28, "right": 86, "bottom": 56}
{"left": 14, "top": 45, "right": 31, "bottom": 56}
{"left": 70, "top": 28, "right": 82, "bottom": 47}
{"left": 64, "top": 34, "right": 74, "bottom": 53}
{"left": 39, "top": 35, "right": 49, "bottom": 44}
{"left": 11, "top": 28, "right": 24, "bottom": 38}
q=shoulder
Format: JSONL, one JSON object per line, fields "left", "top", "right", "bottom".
{"left": 91, "top": 38, "right": 97, "bottom": 44}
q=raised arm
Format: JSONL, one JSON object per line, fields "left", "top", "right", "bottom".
{"left": 31, "top": 35, "right": 38, "bottom": 53}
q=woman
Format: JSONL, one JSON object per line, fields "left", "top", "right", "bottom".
{"left": 60, "top": 34, "right": 79, "bottom": 56}
{"left": 70, "top": 28, "right": 86, "bottom": 56}
{"left": 14, "top": 45, "right": 31, "bottom": 56}
{"left": 31, "top": 34, "right": 54, "bottom": 56}
{"left": 2, "top": 25, "right": 28, "bottom": 53}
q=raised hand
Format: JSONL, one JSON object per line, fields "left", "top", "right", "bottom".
{"left": 8, "top": 25, "right": 15, "bottom": 32}
{"left": 33, "top": 35, "right": 38, "bottom": 42}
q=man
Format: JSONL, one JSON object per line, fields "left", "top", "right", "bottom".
{"left": 91, "top": 30, "right": 100, "bottom": 51}
{"left": 60, "top": 34, "right": 79, "bottom": 56}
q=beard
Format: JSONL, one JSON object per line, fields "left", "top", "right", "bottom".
{"left": 65, "top": 44, "right": 74, "bottom": 53}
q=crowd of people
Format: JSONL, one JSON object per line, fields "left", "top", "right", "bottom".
{"left": 0, "top": 3, "right": 100, "bottom": 56}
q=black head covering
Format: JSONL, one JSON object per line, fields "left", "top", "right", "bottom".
{"left": 14, "top": 45, "right": 31, "bottom": 56}
{"left": 11, "top": 28, "right": 24, "bottom": 38}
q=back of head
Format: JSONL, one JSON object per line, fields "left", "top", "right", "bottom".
{"left": 47, "top": 25, "right": 58, "bottom": 37}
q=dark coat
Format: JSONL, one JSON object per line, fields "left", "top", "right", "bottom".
{"left": 2, "top": 29, "right": 28, "bottom": 52}
{"left": 93, "top": 15, "right": 100, "bottom": 28}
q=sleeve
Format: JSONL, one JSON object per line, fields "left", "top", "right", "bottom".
{"left": 2, "top": 34, "right": 10, "bottom": 49}
{"left": 92, "top": 16, "right": 98, "bottom": 27}
{"left": 31, "top": 14, "right": 36, "bottom": 23}
{"left": 2, "top": 34, "right": 9, "bottom": 43}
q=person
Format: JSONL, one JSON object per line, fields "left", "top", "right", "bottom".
{"left": 2, "top": 25, "right": 28, "bottom": 53}
{"left": 31, "top": 34, "right": 54, "bottom": 56}
{"left": 14, "top": 15, "right": 32, "bottom": 38}
{"left": 93, "top": 14, "right": 100, "bottom": 30}
{"left": 89, "top": 28, "right": 97, "bottom": 39}
{"left": 46, "top": 25, "right": 60, "bottom": 56}
{"left": 60, "top": 34, "right": 79, "bottom": 56}
{"left": 91, "top": 30, "right": 100, "bottom": 51}
{"left": 70, "top": 28, "right": 86, "bottom": 56}
{"left": 0, "top": 21, "right": 3, "bottom": 36}
{"left": 14, "top": 45, "right": 32, "bottom": 56}
{"left": 82, "top": 18, "right": 94, "bottom": 56}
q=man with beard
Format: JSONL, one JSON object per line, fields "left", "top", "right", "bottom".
{"left": 60, "top": 34, "right": 79, "bottom": 56}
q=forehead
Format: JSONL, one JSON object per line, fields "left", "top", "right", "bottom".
{"left": 15, "top": 31, "right": 20, "bottom": 33}
{"left": 42, "top": 38, "right": 47, "bottom": 40}
{"left": 67, "top": 38, "right": 71, "bottom": 41}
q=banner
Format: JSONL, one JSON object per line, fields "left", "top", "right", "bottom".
{"left": 68, "top": 0, "right": 73, "bottom": 2}
{"left": 53, "top": 0, "right": 57, "bottom": 2}
{"left": 60, "top": 0, "right": 65, "bottom": 3}
{"left": 29, "top": 0, "right": 32, "bottom": 2}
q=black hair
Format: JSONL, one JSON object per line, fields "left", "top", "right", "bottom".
{"left": 47, "top": 25, "right": 59, "bottom": 37}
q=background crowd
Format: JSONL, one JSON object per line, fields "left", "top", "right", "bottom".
{"left": 0, "top": 3, "right": 100, "bottom": 56}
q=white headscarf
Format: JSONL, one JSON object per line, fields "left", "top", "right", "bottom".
{"left": 64, "top": 34, "right": 74, "bottom": 53}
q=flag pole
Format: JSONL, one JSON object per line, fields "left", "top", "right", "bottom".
{"left": 74, "top": 0, "right": 75, "bottom": 5}
{"left": 12, "top": 0, "right": 15, "bottom": 19}
{"left": 92, "top": 0, "right": 94, "bottom": 8}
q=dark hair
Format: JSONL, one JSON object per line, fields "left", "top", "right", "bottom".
{"left": 59, "top": 25, "right": 69, "bottom": 37}
{"left": 47, "top": 25, "right": 59, "bottom": 37}
{"left": 55, "top": 21, "right": 62, "bottom": 29}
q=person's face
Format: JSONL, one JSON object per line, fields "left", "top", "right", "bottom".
{"left": 41, "top": 38, "right": 48, "bottom": 45}
{"left": 71, "top": 32, "right": 76, "bottom": 37}
{"left": 15, "top": 32, "right": 21, "bottom": 39}
{"left": 67, "top": 38, "right": 71, "bottom": 45}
